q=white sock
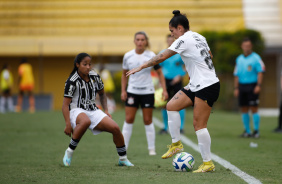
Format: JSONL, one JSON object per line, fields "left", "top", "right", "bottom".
{"left": 119, "top": 155, "right": 127, "bottom": 161}
{"left": 196, "top": 128, "right": 212, "bottom": 162}
{"left": 167, "top": 111, "right": 181, "bottom": 143}
{"left": 145, "top": 123, "right": 155, "bottom": 150}
{"left": 66, "top": 147, "right": 74, "bottom": 157}
{"left": 7, "top": 97, "right": 14, "bottom": 112}
{"left": 122, "top": 121, "right": 133, "bottom": 149}
{"left": 0, "top": 97, "right": 6, "bottom": 113}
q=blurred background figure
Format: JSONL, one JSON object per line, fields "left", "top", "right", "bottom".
{"left": 234, "top": 38, "right": 265, "bottom": 138}
{"left": 16, "top": 58, "right": 35, "bottom": 113}
{"left": 158, "top": 34, "right": 187, "bottom": 135}
{"left": 274, "top": 70, "right": 282, "bottom": 133}
{"left": 99, "top": 63, "right": 116, "bottom": 114}
{"left": 121, "top": 31, "right": 168, "bottom": 156}
{"left": 0, "top": 64, "right": 14, "bottom": 113}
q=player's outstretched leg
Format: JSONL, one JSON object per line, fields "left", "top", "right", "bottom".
{"left": 96, "top": 116, "right": 134, "bottom": 166}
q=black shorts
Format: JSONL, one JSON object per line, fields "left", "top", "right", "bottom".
{"left": 125, "top": 92, "right": 154, "bottom": 108}
{"left": 181, "top": 82, "right": 220, "bottom": 107}
{"left": 238, "top": 83, "right": 259, "bottom": 107}
{"left": 166, "top": 79, "right": 182, "bottom": 99}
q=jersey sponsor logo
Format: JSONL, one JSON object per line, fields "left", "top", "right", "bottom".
{"left": 133, "top": 87, "right": 147, "bottom": 90}
{"left": 175, "top": 40, "right": 184, "bottom": 49}
{"left": 128, "top": 97, "right": 134, "bottom": 105}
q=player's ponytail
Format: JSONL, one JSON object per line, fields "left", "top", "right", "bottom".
{"left": 169, "top": 10, "right": 189, "bottom": 30}
{"left": 70, "top": 52, "right": 91, "bottom": 76}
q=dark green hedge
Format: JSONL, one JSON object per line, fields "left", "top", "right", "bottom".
{"left": 200, "top": 29, "right": 265, "bottom": 73}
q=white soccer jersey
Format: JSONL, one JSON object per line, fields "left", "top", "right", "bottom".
{"left": 64, "top": 70, "right": 104, "bottom": 111}
{"left": 122, "top": 49, "right": 160, "bottom": 94}
{"left": 168, "top": 31, "right": 219, "bottom": 92}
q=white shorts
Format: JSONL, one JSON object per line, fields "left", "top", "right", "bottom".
{"left": 70, "top": 108, "right": 107, "bottom": 135}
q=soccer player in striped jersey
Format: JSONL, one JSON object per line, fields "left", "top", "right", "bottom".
{"left": 62, "top": 53, "right": 133, "bottom": 167}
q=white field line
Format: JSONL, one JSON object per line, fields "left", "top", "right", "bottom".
{"left": 152, "top": 116, "right": 262, "bottom": 184}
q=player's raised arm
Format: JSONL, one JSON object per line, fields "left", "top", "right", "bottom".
{"left": 126, "top": 49, "right": 176, "bottom": 77}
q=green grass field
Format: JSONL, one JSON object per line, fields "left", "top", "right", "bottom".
{"left": 0, "top": 109, "right": 281, "bottom": 184}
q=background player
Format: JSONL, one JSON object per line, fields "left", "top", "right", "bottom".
{"left": 121, "top": 31, "right": 168, "bottom": 155}
{"left": 16, "top": 58, "right": 35, "bottom": 113}
{"left": 234, "top": 38, "right": 265, "bottom": 138}
{"left": 0, "top": 64, "right": 14, "bottom": 113}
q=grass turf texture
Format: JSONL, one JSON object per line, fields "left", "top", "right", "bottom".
{"left": 0, "top": 109, "right": 281, "bottom": 184}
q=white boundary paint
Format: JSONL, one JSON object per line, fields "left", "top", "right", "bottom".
{"left": 152, "top": 116, "right": 262, "bottom": 184}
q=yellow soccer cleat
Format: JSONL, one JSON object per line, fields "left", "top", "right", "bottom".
{"left": 161, "top": 141, "right": 184, "bottom": 159}
{"left": 193, "top": 160, "right": 215, "bottom": 173}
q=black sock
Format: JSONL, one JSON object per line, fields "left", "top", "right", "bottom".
{"left": 116, "top": 145, "right": 126, "bottom": 156}
{"left": 69, "top": 138, "right": 80, "bottom": 150}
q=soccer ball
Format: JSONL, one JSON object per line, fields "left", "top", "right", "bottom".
{"left": 172, "top": 152, "right": 195, "bottom": 172}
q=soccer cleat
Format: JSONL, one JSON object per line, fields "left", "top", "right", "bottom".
{"left": 193, "top": 160, "right": 215, "bottom": 173}
{"left": 63, "top": 150, "right": 72, "bottom": 166}
{"left": 161, "top": 141, "right": 184, "bottom": 159}
{"left": 252, "top": 130, "right": 260, "bottom": 138}
{"left": 118, "top": 159, "right": 134, "bottom": 166}
{"left": 239, "top": 131, "right": 251, "bottom": 138}
{"left": 158, "top": 129, "right": 168, "bottom": 135}
{"left": 273, "top": 127, "right": 282, "bottom": 133}
{"left": 149, "top": 149, "right": 156, "bottom": 156}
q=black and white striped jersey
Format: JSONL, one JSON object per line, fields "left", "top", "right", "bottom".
{"left": 64, "top": 70, "right": 104, "bottom": 111}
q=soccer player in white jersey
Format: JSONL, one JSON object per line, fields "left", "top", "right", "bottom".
{"left": 126, "top": 11, "right": 220, "bottom": 173}
{"left": 121, "top": 31, "right": 168, "bottom": 156}
{"left": 62, "top": 53, "right": 133, "bottom": 167}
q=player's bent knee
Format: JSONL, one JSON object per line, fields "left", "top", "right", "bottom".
{"left": 193, "top": 120, "right": 206, "bottom": 131}
{"left": 143, "top": 119, "right": 152, "bottom": 125}
{"left": 81, "top": 119, "right": 91, "bottom": 127}
{"left": 125, "top": 118, "right": 135, "bottom": 124}
{"left": 111, "top": 124, "right": 121, "bottom": 135}
{"left": 166, "top": 102, "right": 175, "bottom": 111}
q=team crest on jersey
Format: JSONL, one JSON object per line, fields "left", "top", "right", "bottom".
{"left": 175, "top": 40, "right": 184, "bottom": 49}
{"left": 68, "top": 84, "right": 75, "bottom": 96}
{"left": 127, "top": 97, "right": 134, "bottom": 105}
